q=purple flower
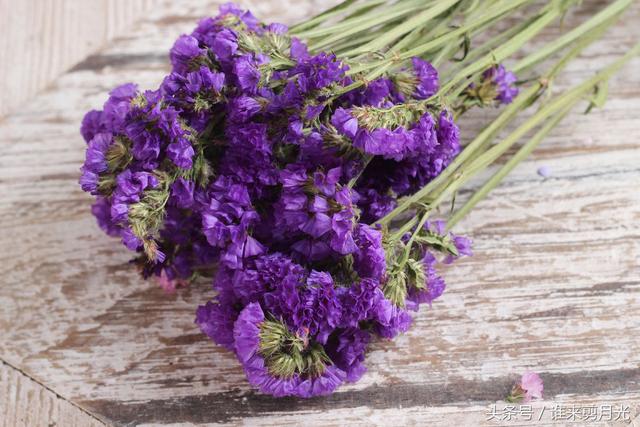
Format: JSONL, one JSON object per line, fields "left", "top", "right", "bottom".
{"left": 80, "top": 110, "right": 104, "bottom": 143}
{"left": 233, "top": 54, "right": 262, "bottom": 94}
{"left": 228, "top": 95, "right": 262, "bottom": 122}
{"left": 221, "top": 122, "right": 277, "bottom": 196}
{"left": 91, "top": 197, "right": 121, "bottom": 237}
{"left": 355, "top": 126, "right": 418, "bottom": 161}
{"left": 290, "top": 38, "right": 310, "bottom": 61}
{"left": 275, "top": 165, "right": 358, "bottom": 260}
{"left": 264, "top": 269, "right": 342, "bottom": 344}
{"left": 412, "top": 57, "right": 439, "bottom": 99}
{"left": 406, "top": 252, "right": 446, "bottom": 308}
{"left": 110, "top": 170, "right": 157, "bottom": 220}
{"left": 219, "top": 3, "right": 261, "bottom": 31}
{"left": 186, "top": 66, "right": 225, "bottom": 94}
{"left": 445, "top": 234, "right": 472, "bottom": 264}
{"left": 233, "top": 303, "right": 346, "bottom": 398}
{"left": 331, "top": 108, "right": 358, "bottom": 139}
{"left": 82, "top": 133, "right": 112, "bottom": 175}
{"left": 79, "top": 168, "right": 99, "bottom": 194}
{"left": 170, "top": 177, "right": 195, "bottom": 208}
{"left": 375, "top": 305, "right": 412, "bottom": 339}
{"left": 196, "top": 292, "right": 240, "bottom": 351}
{"left": 170, "top": 35, "right": 204, "bottom": 74}
{"left": 121, "top": 228, "right": 144, "bottom": 252}
{"left": 291, "top": 52, "right": 348, "bottom": 92}
{"left": 212, "top": 27, "right": 238, "bottom": 62}
{"left": 353, "top": 224, "right": 386, "bottom": 280}
{"left": 233, "top": 303, "right": 265, "bottom": 368}
{"left": 338, "top": 278, "right": 389, "bottom": 328}
{"left": 483, "top": 65, "right": 519, "bottom": 104}
{"left": 267, "top": 23, "right": 288, "bottom": 34}
{"left": 326, "top": 328, "right": 370, "bottom": 382}
{"left": 167, "top": 136, "right": 195, "bottom": 169}
{"left": 201, "top": 176, "right": 263, "bottom": 269}
{"left": 94, "top": 83, "right": 138, "bottom": 135}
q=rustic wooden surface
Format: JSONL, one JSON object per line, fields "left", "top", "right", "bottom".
{"left": 0, "top": 0, "right": 639, "bottom": 426}
{"left": 0, "top": 0, "right": 159, "bottom": 118}
{"left": 0, "top": 361, "right": 104, "bottom": 427}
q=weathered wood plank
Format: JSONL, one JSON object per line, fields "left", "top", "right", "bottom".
{"left": 0, "top": 361, "right": 105, "bottom": 427}
{"left": 0, "top": 0, "right": 159, "bottom": 118}
{"left": 0, "top": 0, "right": 639, "bottom": 425}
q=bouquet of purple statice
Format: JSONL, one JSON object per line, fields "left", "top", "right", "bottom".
{"left": 79, "top": 1, "right": 636, "bottom": 397}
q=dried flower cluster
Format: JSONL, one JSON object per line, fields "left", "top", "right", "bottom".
{"left": 79, "top": 0, "right": 633, "bottom": 398}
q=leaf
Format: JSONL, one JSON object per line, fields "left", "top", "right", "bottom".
{"left": 585, "top": 80, "right": 609, "bottom": 114}
{"left": 453, "top": 32, "right": 471, "bottom": 62}
{"left": 406, "top": 258, "right": 426, "bottom": 291}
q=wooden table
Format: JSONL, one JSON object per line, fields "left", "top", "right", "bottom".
{"left": 1, "top": 1, "right": 639, "bottom": 426}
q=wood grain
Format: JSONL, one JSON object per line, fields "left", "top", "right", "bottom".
{"left": 0, "top": 0, "right": 639, "bottom": 425}
{"left": 0, "top": 361, "right": 104, "bottom": 427}
{"left": 0, "top": 0, "right": 159, "bottom": 118}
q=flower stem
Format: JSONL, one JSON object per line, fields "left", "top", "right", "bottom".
{"left": 377, "top": 84, "right": 542, "bottom": 226}
{"left": 437, "top": 43, "right": 640, "bottom": 222}
{"left": 344, "top": 0, "right": 461, "bottom": 56}
{"left": 289, "top": 0, "right": 360, "bottom": 33}
{"left": 298, "top": 0, "right": 426, "bottom": 45}
{"left": 345, "top": 0, "right": 538, "bottom": 74}
{"left": 436, "top": 2, "right": 565, "bottom": 100}
{"left": 377, "top": 40, "right": 640, "bottom": 227}
{"left": 445, "top": 105, "right": 572, "bottom": 229}
{"left": 512, "top": 0, "right": 633, "bottom": 74}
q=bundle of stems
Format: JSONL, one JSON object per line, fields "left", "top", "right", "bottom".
{"left": 294, "top": 0, "right": 635, "bottom": 229}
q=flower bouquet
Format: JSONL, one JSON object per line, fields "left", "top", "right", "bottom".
{"left": 79, "top": 0, "right": 637, "bottom": 397}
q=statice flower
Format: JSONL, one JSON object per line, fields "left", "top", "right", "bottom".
{"left": 325, "top": 327, "right": 371, "bottom": 382}
{"left": 110, "top": 170, "right": 159, "bottom": 251}
{"left": 233, "top": 303, "right": 346, "bottom": 397}
{"left": 275, "top": 165, "right": 358, "bottom": 261}
{"left": 338, "top": 278, "right": 391, "bottom": 328}
{"left": 201, "top": 176, "right": 264, "bottom": 269}
{"left": 507, "top": 371, "right": 544, "bottom": 402}
{"left": 79, "top": 133, "right": 113, "bottom": 194}
{"left": 480, "top": 64, "right": 519, "bottom": 104}
{"left": 169, "top": 35, "right": 206, "bottom": 74}
{"left": 79, "top": 3, "right": 475, "bottom": 399}
{"left": 196, "top": 291, "right": 240, "bottom": 351}
{"left": 411, "top": 57, "right": 439, "bottom": 99}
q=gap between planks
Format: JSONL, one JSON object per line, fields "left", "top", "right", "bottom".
{"left": 0, "top": 358, "right": 106, "bottom": 427}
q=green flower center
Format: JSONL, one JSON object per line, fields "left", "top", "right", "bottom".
{"left": 258, "top": 319, "right": 331, "bottom": 379}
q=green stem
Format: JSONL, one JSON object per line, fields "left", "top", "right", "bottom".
{"left": 377, "top": 39, "right": 639, "bottom": 227}
{"left": 345, "top": 0, "right": 461, "bottom": 56}
{"left": 289, "top": 0, "right": 359, "bottom": 33}
{"left": 512, "top": 0, "right": 633, "bottom": 74}
{"left": 437, "top": 2, "right": 564, "bottom": 100}
{"left": 346, "top": 0, "right": 535, "bottom": 74}
{"left": 434, "top": 43, "right": 640, "bottom": 220}
{"left": 446, "top": 105, "right": 572, "bottom": 229}
{"left": 298, "top": 0, "right": 425, "bottom": 43}
{"left": 377, "top": 83, "right": 542, "bottom": 226}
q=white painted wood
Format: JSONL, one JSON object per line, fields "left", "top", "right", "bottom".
{"left": 0, "top": 0, "right": 159, "bottom": 118}
{"left": 0, "top": 361, "right": 104, "bottom": 427}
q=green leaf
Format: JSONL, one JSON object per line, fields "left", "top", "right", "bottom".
{"left": 585, "top": 80, "right": 609, "bottom": 114}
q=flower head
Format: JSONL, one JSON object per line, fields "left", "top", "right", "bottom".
{"left": 481, "top": 65, "right": 519, "bottom": 104}
{"left": 233, "top": 303, "right": 346, "bottom": 398}
{"left": 507, "top": 371, "right": 544, "bottom": 402}
{"left": 170, "top": 35, "right": 205, "bottom": 74}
